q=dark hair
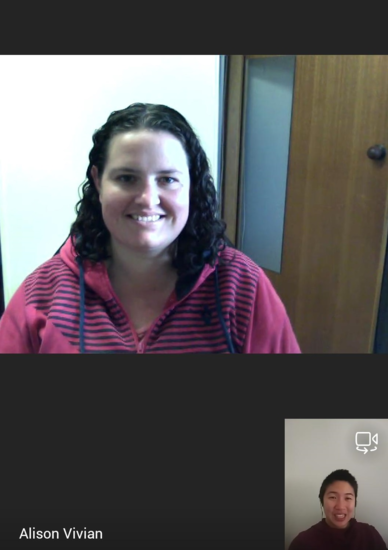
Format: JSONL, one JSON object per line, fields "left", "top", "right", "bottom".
{"left": 70, "top": 102, "right": 226, "bottom": 277}
{"left": 318, "top": 469, "right": 358, "bottom": 505}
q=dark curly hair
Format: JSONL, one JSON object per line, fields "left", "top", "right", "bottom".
{"left": 70, "top": 102, "right": 227, "bottom": 277}
{"left": 318, "top": 469, "right": 358, "bottom": 506}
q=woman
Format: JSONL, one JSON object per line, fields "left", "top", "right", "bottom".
{"left": 288, "top": 469, "right": 387, "bottom": 549}
{"left": 0, "top": 103, "right": 300, "bottom": 353}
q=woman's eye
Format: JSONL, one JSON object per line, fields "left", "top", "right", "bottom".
{"left": 118, "top": 175, "right": 135, "bottom": 183}
{"left": 160, "top": 176, "right": 176, "bottom": 184}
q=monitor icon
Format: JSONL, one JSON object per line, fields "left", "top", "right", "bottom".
{"left": 355, "top": 432, "right": 378, "bottom": 454}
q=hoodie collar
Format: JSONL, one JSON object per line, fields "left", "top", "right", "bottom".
{"left": 59, "top": 236, "right": 217, "bottom": 301}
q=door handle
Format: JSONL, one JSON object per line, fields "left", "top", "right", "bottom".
{"left": 367, "top": 144, "right": 386, "bottom": 160}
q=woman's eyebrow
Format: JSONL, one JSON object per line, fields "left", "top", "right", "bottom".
{"left": 109, "top": 167, "right": 141, "bottom": 174}
{"left": 327, "top": 491, "right": 354, "bottom": 496}
{"left": 156, "top": 169, "right": 183, "bottom": 174}
{"left": 109, "top": 167, "right": 183, "bottom": 175}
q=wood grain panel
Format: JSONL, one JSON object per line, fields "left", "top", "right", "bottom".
{"left": 264, "top": 55, "right": 388, "bottom": 352}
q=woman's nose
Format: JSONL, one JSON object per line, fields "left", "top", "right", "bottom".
{"left": 334, "top": 500, "right": 345, "bottom": 509}
{"left": 135, "top": 180, "right": 160, "bottom": 206}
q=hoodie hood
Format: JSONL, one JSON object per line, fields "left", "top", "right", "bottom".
{"left": 59, "top": 236, "right": 217, "bottom": 301}
{"left": 60, "top": 236, "right": 117, "bottom": 302}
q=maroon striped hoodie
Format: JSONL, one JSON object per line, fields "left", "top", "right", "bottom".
{"left": 0, "top": 238, "right": 300, "bottom": 353}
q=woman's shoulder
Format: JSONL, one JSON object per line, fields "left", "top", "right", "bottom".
{"left": 25, "top": 254, "right": 76, "bottom": 285}
{"left": 218, "top": 246, "right": 263, "bottom": 278}
{"left": 354, "top": 520, "right": 386, "bottom": 537}
{"left": 218, "top": 246, "right": 286, "bottom": 305}
{"left": 350, "top": 520, "right": 387, "bottom": 549}
{"left": 20, "top": 251, "right": 82, "bottom": 307}
{"left": 353, "top": 519, "right": 382, "bottom": 530}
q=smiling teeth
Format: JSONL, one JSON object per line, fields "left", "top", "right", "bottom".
{"left": 131, "top": 215, "right": 161, "bottom": 222}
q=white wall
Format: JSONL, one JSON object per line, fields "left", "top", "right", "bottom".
{"left": 285, "top": 418, "right": 388, "bottom": 549}
{"left": 0, "top": 55, "right": 221, "bottom": 306}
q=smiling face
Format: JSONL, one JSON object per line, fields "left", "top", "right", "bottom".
{"left": 92, "top": 130, "right": 191, "bottom": 258}
{"left": 322, "top": 481, "right": 356, "bottom": 529}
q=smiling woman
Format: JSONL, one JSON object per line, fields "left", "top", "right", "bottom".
{"left": 288, "top": 469, "right": 387, "bottom": 550}
{"left": 0, "top": 103, "right": 300, "bottom": 354}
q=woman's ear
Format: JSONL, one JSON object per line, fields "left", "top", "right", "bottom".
{"left": 91, "top": 166, "right": 101, "bottom": 193}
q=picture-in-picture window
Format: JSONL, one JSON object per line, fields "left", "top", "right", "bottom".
{"left": 285, "top": 419, "right": 388, "bottom": 550}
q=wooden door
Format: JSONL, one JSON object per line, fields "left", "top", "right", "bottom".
{"left": 222, "top": 55, "right": 388, "bottom": 353}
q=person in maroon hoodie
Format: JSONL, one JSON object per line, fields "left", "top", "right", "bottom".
{"left": 0, "top": 103, "right": 300, "bottom": 354}
{"left": 288, "top": 469, "right": 387, "bottom": 550}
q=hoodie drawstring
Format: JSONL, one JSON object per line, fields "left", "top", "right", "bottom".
{"left": 76, "top": 257, "right": 86, "bottom": 353}
{"left": 214, "top": 266, "right": 236, "bottom": 354}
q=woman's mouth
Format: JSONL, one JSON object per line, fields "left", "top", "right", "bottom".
{"left": 333, "top": 514, "right": 347, "bottom": 522}
{"left": 128, "top": 214, "right": 164, "bottom": 222}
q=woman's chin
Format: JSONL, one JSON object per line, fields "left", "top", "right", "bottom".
{"left": 327, "top": 515, "right": 350, "bottom": 529}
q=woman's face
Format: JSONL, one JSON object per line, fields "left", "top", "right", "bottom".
{"left": 92, "top": 130, "right": 190, "bottom": 258}
{"left": 322, "top": 481, "right": 356, "bottom": 529}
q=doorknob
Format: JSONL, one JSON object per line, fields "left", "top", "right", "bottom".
{"left": 367, "top": 144, "right": 386, "bottom": 160}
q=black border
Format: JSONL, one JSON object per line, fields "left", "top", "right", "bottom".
{"left": 2, "top": 358, "right": 387, "bottom": 549}
{"left": 2, "top": 7, "right": 387, "bottom": 55}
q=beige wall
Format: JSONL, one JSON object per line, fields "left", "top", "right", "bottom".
{"left": 285, "top": 418, "right": 388, "bottom": 549}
